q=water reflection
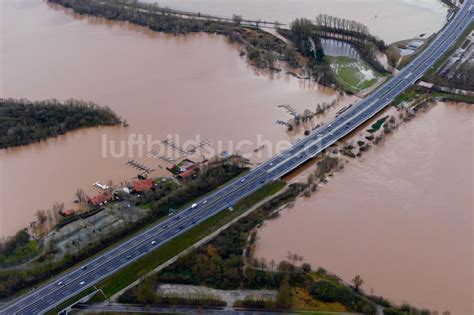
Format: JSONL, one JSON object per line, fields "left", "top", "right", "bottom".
{"left": 321, "top": 39, "right": 360, "bottom": 59}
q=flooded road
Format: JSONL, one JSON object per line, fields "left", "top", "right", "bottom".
{"left": 153, "top": 0, "right": 448, "bottom": 43}
{"left": 1, "top": 0, "right": 354, "bottom": 237}
{"left": 255, "top": 103, "right": 474, "bottom": 314}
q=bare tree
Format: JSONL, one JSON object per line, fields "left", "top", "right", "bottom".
{"left": 52, "top": 202, "right": 64, "bottom": 224}
{"left": 75, "top": 189, "right": 87, "bottom": 204}
{"left": 351, "top": 275, "right": 364, "bottom": 292}
{"left": 232, "top": 14, "right": 243, "bottom": 25}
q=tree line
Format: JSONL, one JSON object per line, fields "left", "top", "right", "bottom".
{"left": 282, "top": 16, "right": 387, "bottom": 88}
{"left": 314, "top": 14, "right": 386, "bottom": 51}
{"left": 0, "top": 98, "right": 121, "bottom": 149}
{"left": 49, "top": 0, "right": 388, "bottom": 92}
{"left": 48, "top": 0, "right": 300, "bottom": 70}
{"left": 314, "top": 15, "right": 387, "bottom": 73}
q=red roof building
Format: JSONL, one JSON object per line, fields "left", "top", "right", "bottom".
{"left": 132, "top": 178, "right": 154, "bottom": 193}
{"left": 89, "top": 193, "right": 113, "bottom": 207}
{"left": 60, "top": 209, "right": 76, "bottom": 217}
{"left": 179, "top": 165, "right": 197, "bottom": 179}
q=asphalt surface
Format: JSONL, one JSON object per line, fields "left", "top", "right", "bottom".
{"left": 1, "top": 2, "right": 473, "bottom": 314}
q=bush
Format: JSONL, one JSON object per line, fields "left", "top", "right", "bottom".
{"left": 309, "top": 280, "right": 376, "bottom": 314}
{"left": 236, "top": 297, "right": 275, "bottom": 309}
{"left": 384, "top": 307, "right": 406, "bottom": 315}
{"left": 309, "top": 280, "right": 339, "bottom": 302}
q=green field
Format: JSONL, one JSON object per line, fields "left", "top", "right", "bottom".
{"left": 327, "top": 56, "right": 385, "bottom": 93}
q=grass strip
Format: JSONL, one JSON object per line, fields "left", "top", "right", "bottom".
{"left": 46, "top": 286, "right": 96, "bottom": 315}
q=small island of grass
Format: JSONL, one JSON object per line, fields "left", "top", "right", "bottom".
{"left": 0, "top": 98, "right": 122, "bottom": 149}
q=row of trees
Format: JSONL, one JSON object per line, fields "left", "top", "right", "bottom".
{"left": 314, "top": 14, "right": 386, "bottom": 51}
{"left": 312, "top": 15, "right": 387, "bottom": 73}
{"left": 286, "top": 16, "right": 387, "bottom": 87}
{"left": 48, "top": 0, "right": 299, "bottom": 71}
{"left": 0, "top": 98, "right": 121, "bottom": 148}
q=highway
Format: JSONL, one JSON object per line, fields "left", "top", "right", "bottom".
{"left": 1, "top": 1, "right": 472, "bottom": 314}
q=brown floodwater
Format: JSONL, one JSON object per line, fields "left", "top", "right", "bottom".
{"left": 0, "top": 0, "right": 469, "bottom": 311}
{"left": 0, "top": 0, "right": 449, "bottom": 238}
{"left": 151, "top": 0, "right": 448, "bottom": 43}
{"left": 1, "top": 0, "right": 356, "bottom": 237}
{"left": 255, "top": 102, "right": 474, "bottom": 314}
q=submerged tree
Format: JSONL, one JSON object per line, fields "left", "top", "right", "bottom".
{"left": 351, "top": 275, "right": 364, "bottom": 292}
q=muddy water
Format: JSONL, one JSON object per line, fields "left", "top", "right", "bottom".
{"left": 152, "top": 0, "right": 448, "bottom": 43}
{"left": 0, "top": 0, "right": 449, "bottom": 238}
{"left": 255, "top": 103, "right": 474, "bottom": 314}
{"left": 1, "top": 0, "right": 357, "bottom": 237}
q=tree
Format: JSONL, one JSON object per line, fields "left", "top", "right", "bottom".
{"left": 75, "top": 189, "right": 88, "bottom": 204}
{"left": 35, "top": 210, "right": 47, "bottom": 225}
{"left": 351, "top": 274, "right": 364, "bottom": 292}
{"left": 206, "top": 244, "right": 218, "bottom": 257}
{"left": 301, "top": 263, "right": 312, "bottom": 273}
{"left": 315, "top": 47, "right": 325, "bottom": 63}
{"left": 232, "top": 14, "right": 243, "bottom": 25}
{"left": 276, "top": 274, "right": 292, "bottom": 309}
{"left": 386, "top": 45, "right": 401, "bottom": 67}
{"left": 135, "top": 277, "right": 156, "bottom": 304}
{"left": 52, "top": 202, "right": 64, "bottom": 223}
{"left": 290, "top": 18, "right": 316, "bottom": 55}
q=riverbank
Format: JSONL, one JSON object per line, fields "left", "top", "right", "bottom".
{"left": 254, "top": 100, "right": 473, "bottom": 315}
{"left": 113, "top": 183, "right": 386, "bottom": 314}
{"left": 47, "top": 0, "right": 302, "bottom": 71}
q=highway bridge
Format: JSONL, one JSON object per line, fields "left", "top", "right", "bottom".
{"left": 1, "top": 1, "right": 473, "bottom": 314}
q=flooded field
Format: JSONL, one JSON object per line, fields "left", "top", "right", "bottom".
{"left": 1, "top": 0, "right": 470, "bottom": 312}
{"left": 152, "top": 0, "right": 448, "bottom": 43}
{"left": 1, "top": 0, "right": 356, "bottom": 237}
{"left": 254, "top": 102, "right": 474, "bottom": 314}
{"left": 0, "top": 0, "right": 450, "bottom": 238}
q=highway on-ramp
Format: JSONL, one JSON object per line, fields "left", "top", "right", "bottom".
{"left": 1, "top": 1, "right": 472, "bottom": 314}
